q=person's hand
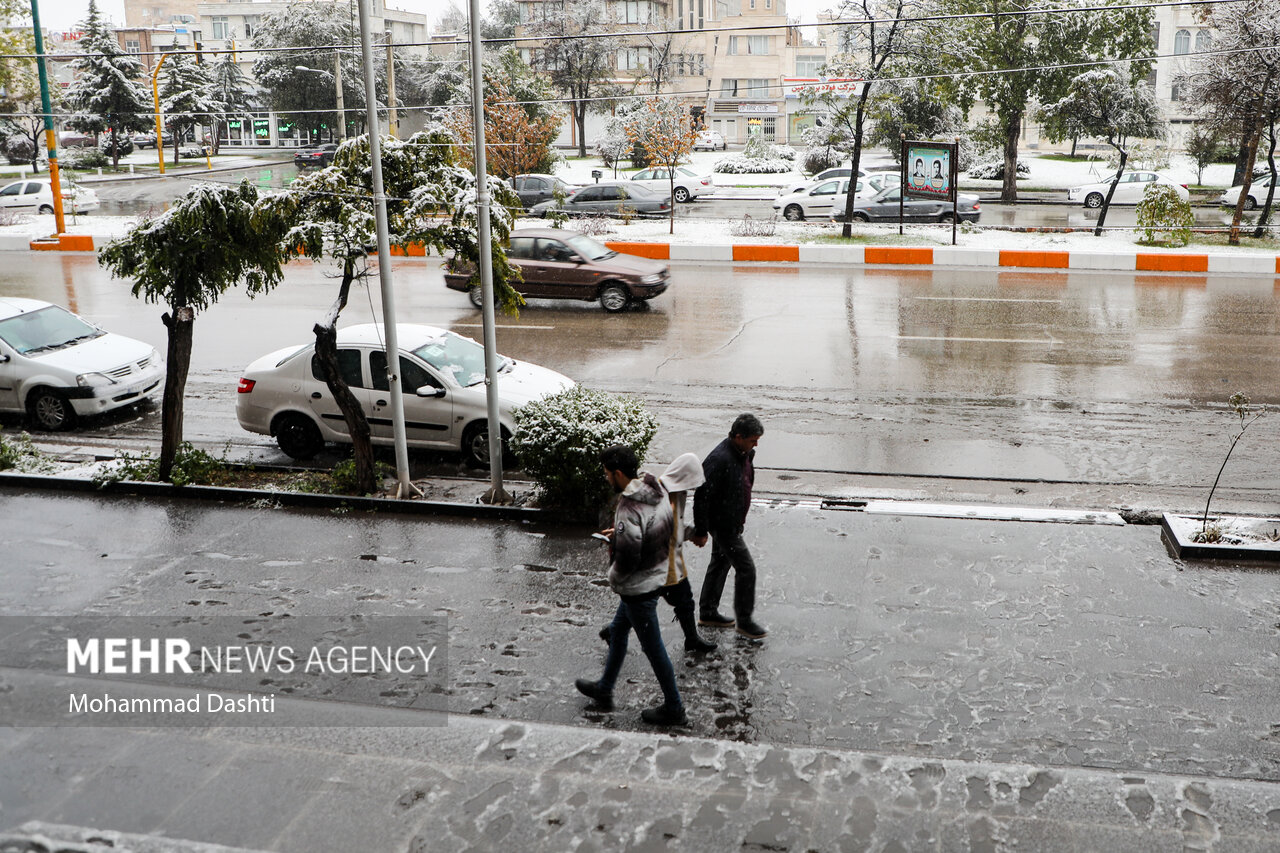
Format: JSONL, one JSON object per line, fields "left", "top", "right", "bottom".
{"left": 691, "top": 533, "right": 708, "bottom": 547}
{"left": 600, "top": 528, "right": 615, "bottom": 540}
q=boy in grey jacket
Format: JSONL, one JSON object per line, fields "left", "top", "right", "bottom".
{"left": 576, "top": 445, "right": 686, "bottom": 726}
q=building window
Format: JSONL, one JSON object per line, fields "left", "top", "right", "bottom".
{"left": 728, "top": 35, "right": 769, "bottom": 55}
{"left": 720, "top": 78, "right": 772, "bottom": 97}
{"left": 125, "top": 39, "right": 141, "bottom": 54}
{"left": 1174, "top": 29, "right": 1190, "bottom": 54}
{"left": 211, "top": 16, "right": 229, "bottom": 39}
{"left": 795, "top": 54, "right": 823, "bottom": 76}
{"left": 619, "top": 0, "right": 651, "bottom": 23}
{"left": 749, "top": 0, "right": 755, "bottom": 8}
{"left": 244, "top": 15, "right": 259, "bottom": 37}
{"left": 762, "top": 116, "right": 776, "bottom": 139}
{"left": 1195, "top": 29, "right": 1211, "bottom": 51}
{"left": 1171, "top": 82, "right": 1182, "bottom": 101}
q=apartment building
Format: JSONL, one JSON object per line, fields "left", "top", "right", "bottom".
{"left": 514, "top": 0, "right": 835, "bottom": 146}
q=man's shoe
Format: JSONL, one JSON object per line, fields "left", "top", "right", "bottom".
{"left": 685, "top": 635, "right": 717, "bottom": 654}
{"left": 598, "top": 624, "right": 612, "bottom": 644}
{"left": 698, "top": 611, "right": 735, "bottom": 628}
{"left": 574, "top": 678, "right": 614, "bottom": 711}
{"left": 736, "top": 618, "right": 768, "bottom": 639}
{"left": 641, "top": 703, "right": 688, "bottom": 727}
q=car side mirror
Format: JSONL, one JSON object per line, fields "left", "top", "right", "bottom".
{"left": 416, "top": 385, "right": 446, "bottom": 398}
{"left": 0, "top": 354, "right": 8, "bottom": 364}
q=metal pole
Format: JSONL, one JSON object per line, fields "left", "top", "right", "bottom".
{"left": 355, "top": 0, "right": 415, "bottom": 499}
{"left": 468, "top": 0, "right": 509, "bottom": 505}
{"left": 29, "top": 0, "right": 65, "bottom": 234}
{"left": 385, "top": 32, "right": 397, "bottom": 138}
{"left": 334, "top": 53, "right": 345, "bottom": 141}
{"left": 152, "top": 53, "right": 169, "bottom": 175}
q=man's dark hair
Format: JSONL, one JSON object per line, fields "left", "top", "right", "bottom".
{"left": 730, "top": 413, "right": 764, "bottom": 439}
{"left": 600, "top": 444, "right": 639, "bottom": 479}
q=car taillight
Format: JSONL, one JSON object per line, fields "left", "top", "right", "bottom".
{"left": 701, "top": 178, "right": 710, "bottom": 185}
{"left": 972, "top": 202, "right": 980, "bottom": 210}
{"left": 237, "top": 378, "right": 256, "bottom": 394}
{"left": 1181, "top": 184, "right": 1188, "bottom": 189}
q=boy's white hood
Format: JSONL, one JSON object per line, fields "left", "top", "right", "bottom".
{"left": 660, "top": 452, "right": 704, "bottom": 493}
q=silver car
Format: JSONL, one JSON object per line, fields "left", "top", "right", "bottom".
{"left": 831, "top": 186, "right": 981, "bottom": 223}
{"left": 529, "top": 181, "right": 672, "bottom": 218}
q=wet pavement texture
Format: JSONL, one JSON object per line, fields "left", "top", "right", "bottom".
{"left": 2, "top": 489, "right": 1277, "bottom": 783}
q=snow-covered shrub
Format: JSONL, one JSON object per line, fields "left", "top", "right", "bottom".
{"left": 802, "top": 146, "right": 841, "bottom": 175}
{"left": 574, "top": 213, "right": 615, "bottom": 236}
{"left": 967, "top": 160, "right": 1030, "bottom": 180}
{"left": 1136, "top": 183, "right": 1193, "bottom": 247}
{"left": 510, "top": 385, "right": 659, "bottom": 519}
{"left": 714, "top": 137, "right": 797, "bottom": 174}
{"left": 62, "top": 147, "right": 108, "bottom": 169}
{"left": 731, "top": 213, "right": 777, "bottom": 237}
{"left": 3, "top": 135, "right": 34, "bottom": 166}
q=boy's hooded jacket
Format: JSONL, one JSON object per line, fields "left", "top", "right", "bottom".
{"left": 659, "top": 453, "right": 705, "bottom": 585}
{"left": 608, "top": 472, "right": 674, "bottom": 597}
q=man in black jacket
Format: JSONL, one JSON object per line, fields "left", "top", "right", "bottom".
{"left": 691, "top": 413, "right": 767, "bottom": 639}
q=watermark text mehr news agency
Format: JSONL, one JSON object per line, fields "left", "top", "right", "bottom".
{"left": 66, "top": 638, "right": 438, "bottom": 675}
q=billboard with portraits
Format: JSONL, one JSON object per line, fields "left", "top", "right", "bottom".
{"left": 904, "top": 143, "right": 954, "bottom": 201}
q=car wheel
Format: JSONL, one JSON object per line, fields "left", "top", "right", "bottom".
{"left": 1244, "top": 196, "right": 1258, "bottom": 211}
{"left": 674, "top": 186, "right": 690, "bottom": 203}
{"left": 38, "top": 204, "right": 53, "bottom": 215}
{"left": 599, "top": 284, "right": 630, "bottom": 313}
{"left": 468, "top": 285, "right": 484, "bottom": 309}
{"left": 1084, "top": 192, "right": 1104, "bottom": 209}
{"left": 939, "top": 212, "right": 957, "bottom": 223}
{"left": 275, "top": 412, "right": 324, "bottom": 460}
{"left": 28, "top": 389, "right": 75, "bottom": 431}
{"left": 462, "top": 421, "right": 510, "bottom": 469}
{"left": 851, "top": 212, "right": 871, "bottom": 223}
{"left": 783, "top": 204, "right": 805, "bottom": 221}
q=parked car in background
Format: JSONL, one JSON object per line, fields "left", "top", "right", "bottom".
{"left": 0, "top": 297, "right": 164, "bottom": 430}
{"left": 830, "top": 186, "right": 981, "bottom": 223}
{"left": 528, "top": 181, "right": 671, "bottom": 218}
{"left": 780, "top": 166, "right": 869, "bottom": 198}
{"left": 773, "top": 178, "right": 855, "bottom": 221}
{"left": 180, "top": 144, "right": 210, "bottom": 159}
{"left": 511, "top": 173, "right": 574, "bottom": 209}
{"left": 824, "top": 173, "right": 906, "bottom": 219}
{"left": 444, "top": 228, "right": 671, "bottom": 313}
{"left": 0, "top": 179, "right": 99, "bottom": 215}
{"left": 235, "top": 323, "right": 573, "bottom": 466}
{"left": 56, "top": 130, "right": 95, "bottom": 149}
{"left": 692, "top": 130, "right": 726, "bottom": 151}
{"left": 1217, "top": 173, "right": 1276, "bottom": 210}
{"left": 130, "top": 131, "right": 172, "bottom": 149}
{"left": 293, "top": 143, "right": 339, "bottom": 169}
{"left": 1066, "top": 171, "right": 1189, "bottom": 207}
{"left": 628, "top": 165, "right": 713, "bottom": 203}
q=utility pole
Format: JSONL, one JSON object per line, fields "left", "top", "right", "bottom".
{"left": 355, "top": 0, "right": 416, "bottom": 498}
{"left": 29, "top": 0, "right": 65, "bottom": 235}
{"left": 469, "top": 0, "right": 509, "bottom": 504}
{"left": 385, "top": 31, "right": 396, "bottom": 138}
{"left": 334, "top": 52, "right": 345, "bottom": 141}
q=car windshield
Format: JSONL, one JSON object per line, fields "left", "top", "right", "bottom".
{"left": 0, "top": 305, "right": 103, "bottom": 355}
{"left": 562, "top": 232, "right": 616, "bottom": 261}
{"left": 411, "top": 331, "right": 508, "bottom": 387}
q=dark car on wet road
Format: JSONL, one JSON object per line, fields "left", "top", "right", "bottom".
{"left": 294, "top": 143, "right": 339, "bottom": 169}
{"left": 830, "top": 186, "right": 981, "bottom": 223}
{"left": 444, "top": 228, "right": 671, "bottom": 312}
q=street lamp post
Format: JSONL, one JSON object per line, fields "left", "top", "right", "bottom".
{"left": 151, "top": 53, "right": 169, "bottom": 175}
{"left": 295, "top": 63, "right": 345, "bottom": 142}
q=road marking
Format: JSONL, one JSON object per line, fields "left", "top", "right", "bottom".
{"left": 894, "top": 335, "right": 1056, "bottom": 345}
{"left": 450, "top": 324, "right": 557, "bottom": 330}
{"left": 912, "top": 296, "right": 1063, "bottom": 304}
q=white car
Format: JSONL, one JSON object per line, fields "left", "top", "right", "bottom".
{"left": 825, "top": 172, "right": 904, "bottom": 215}
{"left": 0, "top": 179, "right": 100, "bottom": 215}
{"left": 1066, "top": 172, "right": 1189, "bottom": 208}
{"left": 629, "top": 166, "right": 714, "bottom": 203}
{"left": 0, "top": 297, "right": 164, "bottom": 430}
{"left": 235, "top": 323, "right": 574, "bottom": 466}
{"left": 780, "top": 166, "right": 869, "bottom": 199}
{"left": 773, "top": 177, "right": 856, "bottom": 221}
{"left": 692, "top": 130, "right": 725, "bottom": 151}
{"left": 1217, "top": 173, "right": 1275, "bottom": 210}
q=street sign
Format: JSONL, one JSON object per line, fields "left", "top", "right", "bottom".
{"left": 901, "top": 139, "right": 960, "bottom": 245}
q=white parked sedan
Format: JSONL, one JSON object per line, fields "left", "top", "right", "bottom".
{"left": 629, "top": 166, "right": 713, "bottom": 203}
{"left": 692, "top": 130, "right": 726, "bottom": 151}
{"left": 0, "top": 297, "right": 164, "bottom": 430}
{"left": 773, "top": 178, "right": 855, "bottom": 221}
{"left": 0, "top": 179, "right": 99, "bottom": 214}
{"left": 235, "top": 323, "right": 574, "bottom": 466}
{"left": 1217, "top": 173, "right": 1275, "bottom": 210}
{"left": 1066, "top": 171, "right": 1189, "bottom": 208}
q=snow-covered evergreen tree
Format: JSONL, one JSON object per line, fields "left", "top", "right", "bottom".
{"left": 64, "top": 0, "right": 151, "bottom": 168}
{"left": 159, "top": 52, "right": 217, "bottom": 165}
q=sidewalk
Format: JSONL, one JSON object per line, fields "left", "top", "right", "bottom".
{"left": 0, "top": 486, "right": 1277, "bottom": 850}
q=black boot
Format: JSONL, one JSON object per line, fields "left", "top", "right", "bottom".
{"left": 678, "top": 609, "right": 716, "bottom": 654}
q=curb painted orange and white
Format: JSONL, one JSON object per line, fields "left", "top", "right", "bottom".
{"left": 15, "top": 232, "right": 1280, "bottom": 276}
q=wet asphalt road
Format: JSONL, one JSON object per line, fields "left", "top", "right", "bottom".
{"left": 4, "top": 253, "right": 1280, "bottom": 501}
{"left": 2, "top": 488, "right": 1278, "bottom": 785}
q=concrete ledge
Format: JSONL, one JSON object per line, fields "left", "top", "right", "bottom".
{"left": 1137, "top": 252, "right": 1208, "bottom": 272}
{"left": 1207, "top": 253, "right": 1276, "bottom": 274}
{"left": 1068, "top": 252, "right": 1137, "bottom": 271}
{"left": 669, "top": 243, "right": 732, "bottom": 261}
{"left": 0, "top": 472, "right": 555, "bottom": 523}
{"left": 733, "top": 244, "right": 799, "bottom": 262}
{"left": 604, "top": 241, "right": 669, "bottom": 259}
{"left": 29, "top": 233, "right": 95, "bottom": 251}
{"left": 1161, "top": 511, "right": 1280, "bottom": 562}
{"left": 932, "top": 247, "right": 1000, "bottom": 267}
{"left": 866, "top": 246, "right": 933, "bottom": 265}
{"left": 798, "top": 244, "right": 864, "bottom": 265}
{"left": 1000, "top": 250, "right": 1069, "bottom": 269}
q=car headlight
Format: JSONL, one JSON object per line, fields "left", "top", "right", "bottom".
{"left": 76, "top": 372, "right": 115, "bottom": 390}
{"left": 640, "top": 273, "right": 664, "bottom": 284}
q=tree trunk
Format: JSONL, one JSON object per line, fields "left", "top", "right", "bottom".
{"left": 668, "top": 173, "right": 675, "bottom": 235}
{"left": 110, "top": 129, "right": 120, "bottom": 170}
{"left": 1069, "top": 134, "right": 1078, "bottom": 158}
{"left": 1232, "top": 111, "right": 1254, "bottom": 186}
{"left": 1230, "top": 94, "right": 1269, "bottom": 246}
{"left": 1001, "top": 110, "right": 1022, "bottom": 203}
{"left": 157, "top": 306, "right": 194, "bottom": 482}
{"left": 311, "top": 258, "right": 376, "bottom": 495}
{"left": 840, "top": 89, "right": 870, "bottom": 239}
{"left": 172, "top": 135, "right": 180, "bottom": 167}
{"left": 1252, "top": 120, "right": 1276, "bottom": 239}
{"left": 576, "top": 104, "right": 588, "bottom": 158}
{"left": 1094, "top": 144, "right": 1127, "bottom": 237}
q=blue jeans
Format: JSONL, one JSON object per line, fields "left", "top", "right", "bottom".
{"left": 599, "top": 591, "right": 682, "bottom": 710}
